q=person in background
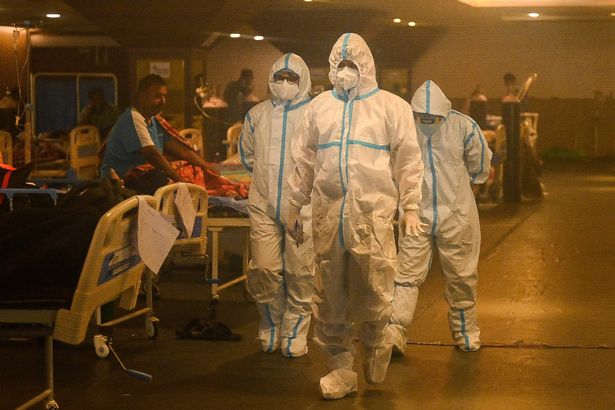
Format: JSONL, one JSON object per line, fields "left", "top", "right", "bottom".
{"left": 503, "top": 72, "right": 519, "bottom": 97}
{"left": 286, "top": 33, "right": 424, "bottom": 400}
{"left": 239, "top": 53, "right": 315, "bottom": 358}
{"left": 78, "top": 87, "right": 118, "bottom": 141}
{"left": 388, "top": 80, "right": 492, "bottom": 354}
{"left": 100, "top": 74, "right": 213, "bottom": 194}
{"left": 223, "top": 68, "right": 256, "bottom": 123}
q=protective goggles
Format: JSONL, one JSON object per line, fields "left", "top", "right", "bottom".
{"left": 273, "top": 69, "right": 300, "bottom": 84}
{"left": 414, "top": 113, "right": 444, "bottom": 124}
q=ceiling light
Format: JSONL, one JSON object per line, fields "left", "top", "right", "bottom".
{"left": 611, "top": 12, "right": 615, "bottom": 16}
{"left": 528, "top": 12, "right": 540, "bottom": 18}
{"left": 408, "top": 21, "right": 416, "bottom": 26}
{"left": 254, "top": 35, "right": 264, "bottom": 41}
{"left": 304, "top": 0, "right": 313, "bottom": 2}
{"left": 230, "top": 33, "right": 240, "bottom": 38}
{"left": 459, "top": 0, "right": 613, "bottom": 6}
{"left": 46, "top": 13, "right": 61, "bottom": 18}
{"left": 393, "top": 18, "right": 402, "bottom": 23}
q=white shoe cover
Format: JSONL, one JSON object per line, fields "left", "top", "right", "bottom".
{"left": 281, "top": 313, "right": 311, "bottom": 358}
{"left": 450, "top": 308, "right": 481, "bottom": 352}
{"left": 319, "top": 369, "right": 358, "bottom": 400}
{"left": 454, "top": 334, "right": 481, "bottom": 352}
{"left": 386, "top": 324, "right": 407, "bottom": 355}
{"left": 281, "top": 339, "right": 308, "bottom": 358}
{"left": 363, "top": 344, "right": 393, "bottom": 384}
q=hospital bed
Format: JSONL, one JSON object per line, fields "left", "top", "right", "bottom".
{"left": 207, "top": 196, "right": 250, "bottom": 300}
{"left": 153, "top": 183, "right": 249, "bottom": 305}
{"left": 30, "top": 125, "right": 101, "bottom": 184}
{"left": 0, "top": 195, "right": 153, "bottom": 410}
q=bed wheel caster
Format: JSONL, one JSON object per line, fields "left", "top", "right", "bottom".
{"left": 45, "top": 399, "right": 59, "bottom": 409}
{"left": 146, "top": 317, "right": 159, "bottom": 339}
{"left": 94, "top": 334, "right": 110, "bottom": 358}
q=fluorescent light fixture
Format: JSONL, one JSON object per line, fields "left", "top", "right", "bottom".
{"left": 393, "top": 18, "right": 402, "bottom": 23}
{"left": 254, "top": 35, "right": 264, "bottom": 41}
{"left": 230, "top": 33, "right": 240, "bottom": 38}
{"left": 304, "top": 0, "right": 313, "bottom": 2}
{"left": 611, "top": 12, "right": 615, "bottom": 16}
{"left": 408, "top": 21, "right": 417, "bottom": 26}
{"left": 46, "top": 13, "right": 61, "bottom": 18}
{"left": 528, "top": 12, "right": 540, "bottom": 17}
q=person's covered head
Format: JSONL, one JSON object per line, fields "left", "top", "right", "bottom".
{"left": 328, "top": 33, "right": 377, "bottom": 96}
{"left": 137, "top": 74, "right": 167, "bottom": 117}
{"left": 268, "top": 53, "right": 311, "bottom": 103}
{"left": 411, "top": 80, "right": 450, "bottom": 134}
{"left": 88, "top": 87, "right": 106, "bottom": 106}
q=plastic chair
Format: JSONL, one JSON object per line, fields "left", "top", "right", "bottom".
{"left": 223, "top": 122, "right": 242, "bottom": 160}
{"left": 179, "top": 128, "right": 204, "bottom": 157}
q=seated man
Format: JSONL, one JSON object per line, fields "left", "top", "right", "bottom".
{"left": 78, "top": 86, "right": 118, "bottom": 140}
{"left": 100, "top": 74, "right": 213, "bottom": 194}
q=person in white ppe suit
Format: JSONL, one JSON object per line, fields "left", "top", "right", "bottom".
{"left": 239, "top": 53, "right": 315, "bottom": 358}
{"left": 388, "top": 80, "right": 492, "bottom": 354}
{"left": 286, "top": 33, "right": 423, "bottom": 399}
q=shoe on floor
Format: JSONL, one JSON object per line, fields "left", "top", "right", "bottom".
{"left": 386, "top": 324, "right": 406, "bottom": 355}
{"left": 363, "top": 344, "right": 393, "bottom": 384}
{"left": 319, "top": 369, "right": 358, "bottom": 400}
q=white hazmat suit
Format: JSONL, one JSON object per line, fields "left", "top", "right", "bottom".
{"left": 288, "top": 33, "right": 423, "bottom": 399}
{"left": 389, "top": 80, "right": 492, "bottom": 353}
{"left": 240, "top": 53, "right": 315, "bottom": 358}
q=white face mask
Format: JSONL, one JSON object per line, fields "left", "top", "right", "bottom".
{"left": 336, "top": 67, "right": 359, "bottom": 91}
{"left": 272, "top": 80, "right": 299, "bottom": 101}
{"left": 416, "top": 115, "right": 443, "bottom": 136}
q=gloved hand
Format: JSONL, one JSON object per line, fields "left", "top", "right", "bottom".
{"left": 400, "top": 210, "right": 426, "bottom": 237}
{"left": 286, "top": 205, "right": 304, "bottom": 245}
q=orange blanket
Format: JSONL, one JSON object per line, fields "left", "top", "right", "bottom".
{"left": 139, "top": 116, "right": 249, "bottom": 198}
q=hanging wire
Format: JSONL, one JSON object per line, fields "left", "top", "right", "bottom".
{"left": 12, "top": 25, "right": 32, "bottom": 131}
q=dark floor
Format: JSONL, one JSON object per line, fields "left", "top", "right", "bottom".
{"left": 2, "top": 159, "right": 615, "bottom": 410}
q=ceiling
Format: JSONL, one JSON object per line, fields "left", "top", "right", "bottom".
{"left": 1, "top": 0, "right": 614, "bottom": 49}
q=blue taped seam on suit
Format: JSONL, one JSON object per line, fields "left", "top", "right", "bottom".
{"left": 341, "top": 33, "right": 351, "bottom": 59}
{"left": 471, "top": 133, "right": 486, "bottom": 183}
{"left": 348, "top": 140, "right": 390, "bottom": 151}
{"left": 239, "top": 115, "right": 253, "bottom": 172}
{"left": 460, "top": 308, "right": 470, "bottom": 350}
{"left": 275, "top": 109, "right": 289, "bottom": 223}
{"left": 426, "top": 80, "right": 431, "bottom": 114}
{"left": 264, "top": 304, "right": 276, "bottom": 352}
{"left": 427, "top": 137, "right": 438, "bottom": 235}
{"left": 286, "top": 315, "right": 304, "bottom": 356}
{"left": 318, "top": 141, "right": 341, "bottom": 149}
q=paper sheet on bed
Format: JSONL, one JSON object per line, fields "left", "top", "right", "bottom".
{"left": 174, "top": 183, "right": 196, "bottom": 238}
{"left": 137, "top": 196, "right": 179, "bottom": 274}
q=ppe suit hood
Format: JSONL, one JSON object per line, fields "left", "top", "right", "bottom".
{"left": 328, "top": 33, "right": 378, "bottom": 96}
{"left": 269, "top": 53, "right": 311, "bottom": 104}
{"left": 411, "top": 80, "right": 451, "bottom": 117}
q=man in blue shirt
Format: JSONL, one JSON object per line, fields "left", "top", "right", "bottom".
{"left": 101, "top": 74, "right": 210, "bottom": 193}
